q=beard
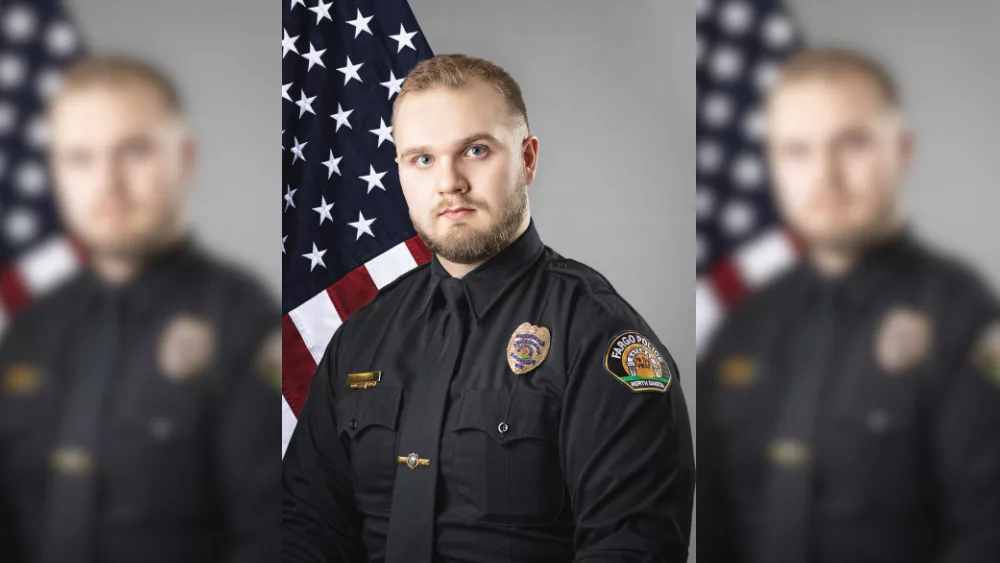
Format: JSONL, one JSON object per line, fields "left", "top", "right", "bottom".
{"left": 414, "top": 178, "right": 529, "bottom": 265}
{"left": 796, "top": 197, "right": 902, "bottom": 256}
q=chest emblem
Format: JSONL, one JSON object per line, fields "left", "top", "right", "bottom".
{"left": 874, "top": 307, "right": 932, "bottom": 375}
{"left": 604, "top": 330, "right": 671, "bottom": 393}
{"left": 158, "top": 314, "right": 216, "bottom": 382}
{"left": 1, "top": 363, "right": 40, "bottom": 396}
{"left": 507, "top": 323, "right": 551, "bottom": 375}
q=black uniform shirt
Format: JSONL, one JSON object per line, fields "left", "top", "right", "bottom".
{"left": 0, "top": 241, "right": 281, "bottom": 563}
{"left": 698, "top": 233, "right": 1000, "bottom": 563}
{"left": 282, "top": 221, "right": 695, "bottom": 563}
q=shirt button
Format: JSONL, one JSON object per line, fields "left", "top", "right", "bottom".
{"left": 497, "top": 421, "right": 509, "bottom": 434}
{"left": 349, "top": 418, "right": 358, "bottom": 430}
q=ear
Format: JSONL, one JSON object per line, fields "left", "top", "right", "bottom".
{"left": 181, "top": 135, "right": 198, "bottom": 188}
{"left": 522, "top": 135, "right": 539, "bottom": 185}
{"left": 899, "top": 127, "right": 915, "bottom": 175}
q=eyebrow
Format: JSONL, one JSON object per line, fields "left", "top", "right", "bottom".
{"left": 398, "top": 132, "right": 502, "bottom": 159}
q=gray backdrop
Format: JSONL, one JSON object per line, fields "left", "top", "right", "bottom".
{"left": 790, "top": 0, "right": 1000, "bottom": 287}
{"left": 68, "top": 0, "right": 281, "bottom": 293}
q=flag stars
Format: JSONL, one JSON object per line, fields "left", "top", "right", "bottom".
{"left": 295, "top": 89, "right": 317, "bottom": 117}
{"left": 290, "top": 0, "right": 305, "bottom": 9}
{"left": 284, "top": 185, "right": 297, "bottom": 212}
{"left": 312, "top": 197, "right": 335, "bottom": 225}
{"left": 282, "top": 235, "right": 288, "bottom": 254}
{"left": 302, "top": 42, "right": 326, "bottom": 71}
{"left": 359, "top": 165, "right": 387, "bottom": 193}
{"left": 337, "top": 56, "right": 364, "bottom": 85}
{"left": 290, "top": 137, "right": 308, "bottom": 164}
{"left": 302, "top": 243, "right": 328, "bottom": 271}
{"left": 380, "top": 71, "right": 404, "bottom": 100}
{"left": 348, "top": 212, "right": 377, "bottom": 240}
{"left": 282, "top": 28, "right": 300, "bottom": 58}
{"left": 309, "top": 0, "right": 334, "bottom": 24}
{"left": 346, "top": 9, "right": 374, "bottom": 38}
{"left": 322, "top": 150, "right": 343, "bottom": 178}
{"left": 369, "top": 118, "right": 394, "bottom": 148}
{"left": 389, "top": 24, "right": 418, "bottom": 53}
{"left": 282, "top": 82, "right": 292, "bottom": 102}
{"left": 330, "top": 103, "right": 353, "bottom": 131}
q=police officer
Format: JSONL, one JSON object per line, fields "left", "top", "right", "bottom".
{"left": 698, "top": 49, "right": 1000, "bottom": 563}
{"left": 0, "top": 57, "right": 280, "bottom": 563}
{"left": 282, "top": 54, "right": 695, "bottom": 562}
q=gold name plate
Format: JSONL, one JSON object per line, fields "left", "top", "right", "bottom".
{"left": 348, "top": 371, "right": 381, "bottom": 389}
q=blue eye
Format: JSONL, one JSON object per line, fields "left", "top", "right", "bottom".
{"left": 414, "top": 155, "right": 432, "bottom": 166}
{"left": 466, "top": 145, "right": 487, "bottom": 157}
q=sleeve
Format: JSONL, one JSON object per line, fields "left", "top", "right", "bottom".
{"left": 561, "top": 304, "right": 695, "bottom": 562}
{"left": 933, "top": 311, "right": 1000, "bottom": 563}
{"left": 211, "top": 296, "right": 283, "bottom": 563}
{"left": 281, "top": 326, "right": 367, "bottom": 563}
{"left": 0, "top": 329, "right": 26, "bottom": 563}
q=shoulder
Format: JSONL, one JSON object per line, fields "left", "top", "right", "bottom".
{"left": 338, "top": 261, "right": 430, "bottom": 329}
{"left": 543, "top": 251, "right": 639, "bottom": 321}
{"left": 2, "top": 271, "right": 88, "bottom": 337}
{"left": 906, "top": 240, "right": 997, "bottom": 307}
{"left": 185, "top": 248, "right": 278, "bottom": 320}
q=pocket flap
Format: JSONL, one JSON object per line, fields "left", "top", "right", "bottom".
{"left": 452, "top": 389, "right": 560, "bottom": 446}
{"left": 337, "top": 386, "right": 402, "bottom": 439}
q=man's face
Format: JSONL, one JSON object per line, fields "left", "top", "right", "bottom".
{"left": 395, "top": 79, "right": 534, "bottom": 265}
{"left": 49, "top": 82, "right": 193, "bottom": 259}
{"left": 766, "top": 73, "right": 911, "bottom": 250}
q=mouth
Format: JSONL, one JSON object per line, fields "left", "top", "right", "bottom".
{"left": 439, "top": 207, "right": 474, "bottom": 220}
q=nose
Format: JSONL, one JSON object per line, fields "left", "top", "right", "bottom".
{"left": 435, "top": 158, "right": 469, "bottom": 196}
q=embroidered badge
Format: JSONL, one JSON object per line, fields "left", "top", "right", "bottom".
{"left": 506, "top": 322, "right": 551, "bottom": 375}
{"left": 604, "top": 330, "right": 671, "bottom": 393}
{"left": 158, "top": 315, "right": 215, "bottom": 382}
{"left": 1, "top": 363, "right": 40, "bottom": 396}
{"left": 719, "top": 356, "right": 756, "bottom": 388}
{"left": 874, "top": 307, "right": 932, "bottom": 374}
{"left": 972, "top": 321, "right": 1000, "bottom": 387}
{"left": 256, "top": 329, "right": 282, "bottom": 392}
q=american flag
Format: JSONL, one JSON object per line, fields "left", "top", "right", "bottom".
{"left": 695, "top": 0, "right": 803, "bottom": 355}
{"left": 0, "top": 1, "right": 85, "bottom": 336}
{"left": 281, "top": 0, "right": 433, "bottom": 452}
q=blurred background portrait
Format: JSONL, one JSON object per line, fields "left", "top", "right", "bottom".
{"left": 0, "top": 1, "right": 278, "bottom": 563}
{"left": 697, "top": 1, "right": 1000, "bottom": 562}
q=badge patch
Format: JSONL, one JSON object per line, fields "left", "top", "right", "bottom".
{"left": 507, "top": 323, "right": 551, "bottom": 374}
{"left": 604, "top": 330, "right": 671, "bottom": 393}
{"left": 1, "top": 363, "right": 40, "bottom": 396}
{"left": 875, "top": 307, "right": 932, "bottom": 374}
{"left": 719, "top": 356, "right": 756, "bottom": 388}
{"left": 256, "top": 329, "right": 282, "bottom": 392}
{"left": 972, "top": 321, "right": 1000, "bottom": 387}
{"left": 158, "top": 315, "right": 215, "bottom": 382}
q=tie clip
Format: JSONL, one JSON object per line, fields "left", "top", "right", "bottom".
{"left": 398, "top": 453, "right": 430, "bottom": 470}
{"left": 348, "top": 371, "right": 381, "bottom": 389}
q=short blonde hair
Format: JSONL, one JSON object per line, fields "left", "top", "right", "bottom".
{"left": 770, "top": 47, "right": 900, "bottom": 108}
{"left": 392, "top": 53, "right": 529, "bottom": 133}
{"left": 52, "top": 55, "right": 183, "bottom": 115}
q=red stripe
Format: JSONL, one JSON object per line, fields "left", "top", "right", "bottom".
{"left": 708, "top": 256, "right": 747, "bottom": 308}
{"left": 0, "top": 266, "right": 32, "bottom": 314}
{"left": 405, "top": 235, "right": 431, "bottom": 265}
{"left": 328, "top": 266, "right": 378, "bottom": 320}
{"left": 281, "top": 314, "right": 318, "bottom": 417}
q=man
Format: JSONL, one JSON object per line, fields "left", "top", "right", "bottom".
{"left": 698, "top": 49, "right": 1000, "bottom": 563}
{"left": 282, "top": 54, "right": 695, "bottom": 562}
{"left": 0, "top": 57, "right": 280, "bottom": 563}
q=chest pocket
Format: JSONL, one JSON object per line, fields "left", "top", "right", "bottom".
{"left": 449, "top": 389, "right": 565, "bottom": 527}
{"left": 335, "top": 386, "right": 402, "bottom": 514}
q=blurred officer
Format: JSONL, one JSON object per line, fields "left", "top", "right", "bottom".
{"left": 282, "top": 54, "right": 695, "bottom": 563}
{"left": 0, "top": 57, "right": 280, "bottom": 563}
{"left": 699, "top": 49, "right": 1000, "bottom": 563}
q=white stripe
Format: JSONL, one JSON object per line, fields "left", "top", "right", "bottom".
{"left": 17, "top": 236, "right": 79, "bottom": 295}
{"left": 288, "top": 289, "right": 342, "bottom": 365}
{"left": 281, "top": 395, "right": 297, "bottom": 457}
{"left": 733, "top": 228, "right": 797, "bottom": 288}
{"left": 0, "top": 304, "right": 8, "bottom": 338}
{"left": 365, "top": 241, "right": 418, "bottom": 289}
{"left": 695, "top": 280, "right": 724, "bottom": 358}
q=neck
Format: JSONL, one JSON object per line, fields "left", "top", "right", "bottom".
{"left": 89, "top": 232, "right": 186, "bottom": 286}
{"left": 806, "top": 221, "right": 904, "bottom": 279}
{"left": 438, "top": 216, "right": 531, "bottom": 279}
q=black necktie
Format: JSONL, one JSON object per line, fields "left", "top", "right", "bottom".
{"left": 41, "top": 291, "right": 122, "bottom": 563}
{"left": 384, "top": 278, "right": 468, "bottom": 563}
{"left": 757, "top": 284, "right": 841, "bottom": 563}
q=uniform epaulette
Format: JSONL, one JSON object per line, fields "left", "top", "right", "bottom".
{"left": 547, "top": 258, "right": 616, "bottom": 298}
{"left": 351, "top": 261, "right": 430, "bottom": 318}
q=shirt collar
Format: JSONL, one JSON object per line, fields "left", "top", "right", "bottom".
{"left": 419, "top": 220, "right": 545, "bottom": 323}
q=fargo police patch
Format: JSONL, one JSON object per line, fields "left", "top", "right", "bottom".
{"left": 604, "top": 330, "right": 671, "bottom": 393}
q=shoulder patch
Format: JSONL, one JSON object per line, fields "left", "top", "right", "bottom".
{"left": 972, "top": 320, "right": 1000, "bottom": 387}
{"left": 256, "top": 329, "right": 283, "bottom": 392}
{"left": 603, "top": 330, "right": 671, "bottom": 393}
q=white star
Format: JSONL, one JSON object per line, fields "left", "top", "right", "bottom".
{"left": 284, "top": 185, "right": 297, "bottom": 212}
{"left": 282, "top": 235, "right": 288, "bottom": 254}
{"left": 309, "top": 0, "right": 334, "bottom": 24}
{"left": 302, "top": 42, "right": 326, "bottom": 71}
{"left": 346, "top": 9, "right": 374, "bottom": 38}
{"left": 4, "top": 5, "right": 36, "bottom": 43}
{"left": 359, "top": 165, "right": 387, "bottom": 193}
{"left": 330, "top": 103, "right": 354, "bottom": 131}
{"left": 282, "top": 82, "right": 292, "bottom": 102}
{"left": 322, "top": 150, "right": 343, "bottom": 178}
{"left": 282, "top": 28, "right": 300, "bottom": 58}
{"left": 389, "top": 24, "right": 418, "bottom": 53}
{"left": 337, "top": 56, "right": 364, "bottom": 85}
{"left": 312, "top": 196, "right": 335, "bottom": 225}
{"left": 369, "top": 118, "right": 394, "bottom": 147}
{"left": 290, "top": 0, "right": 305, "bottom": 9}
{"left": 380, "top": 71, "right": 404, "bottom": 100}
{"left": 302, "top": 243, "right": 328, "bottom": 271}
{"left": 290, "top": 137, "right": 308, "bottom": 164}
{"left": 348, "top": 212, "right": 377, "bottom": 240}
{"left": 295, "top": 89, "right": 317, "bottom": 117}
